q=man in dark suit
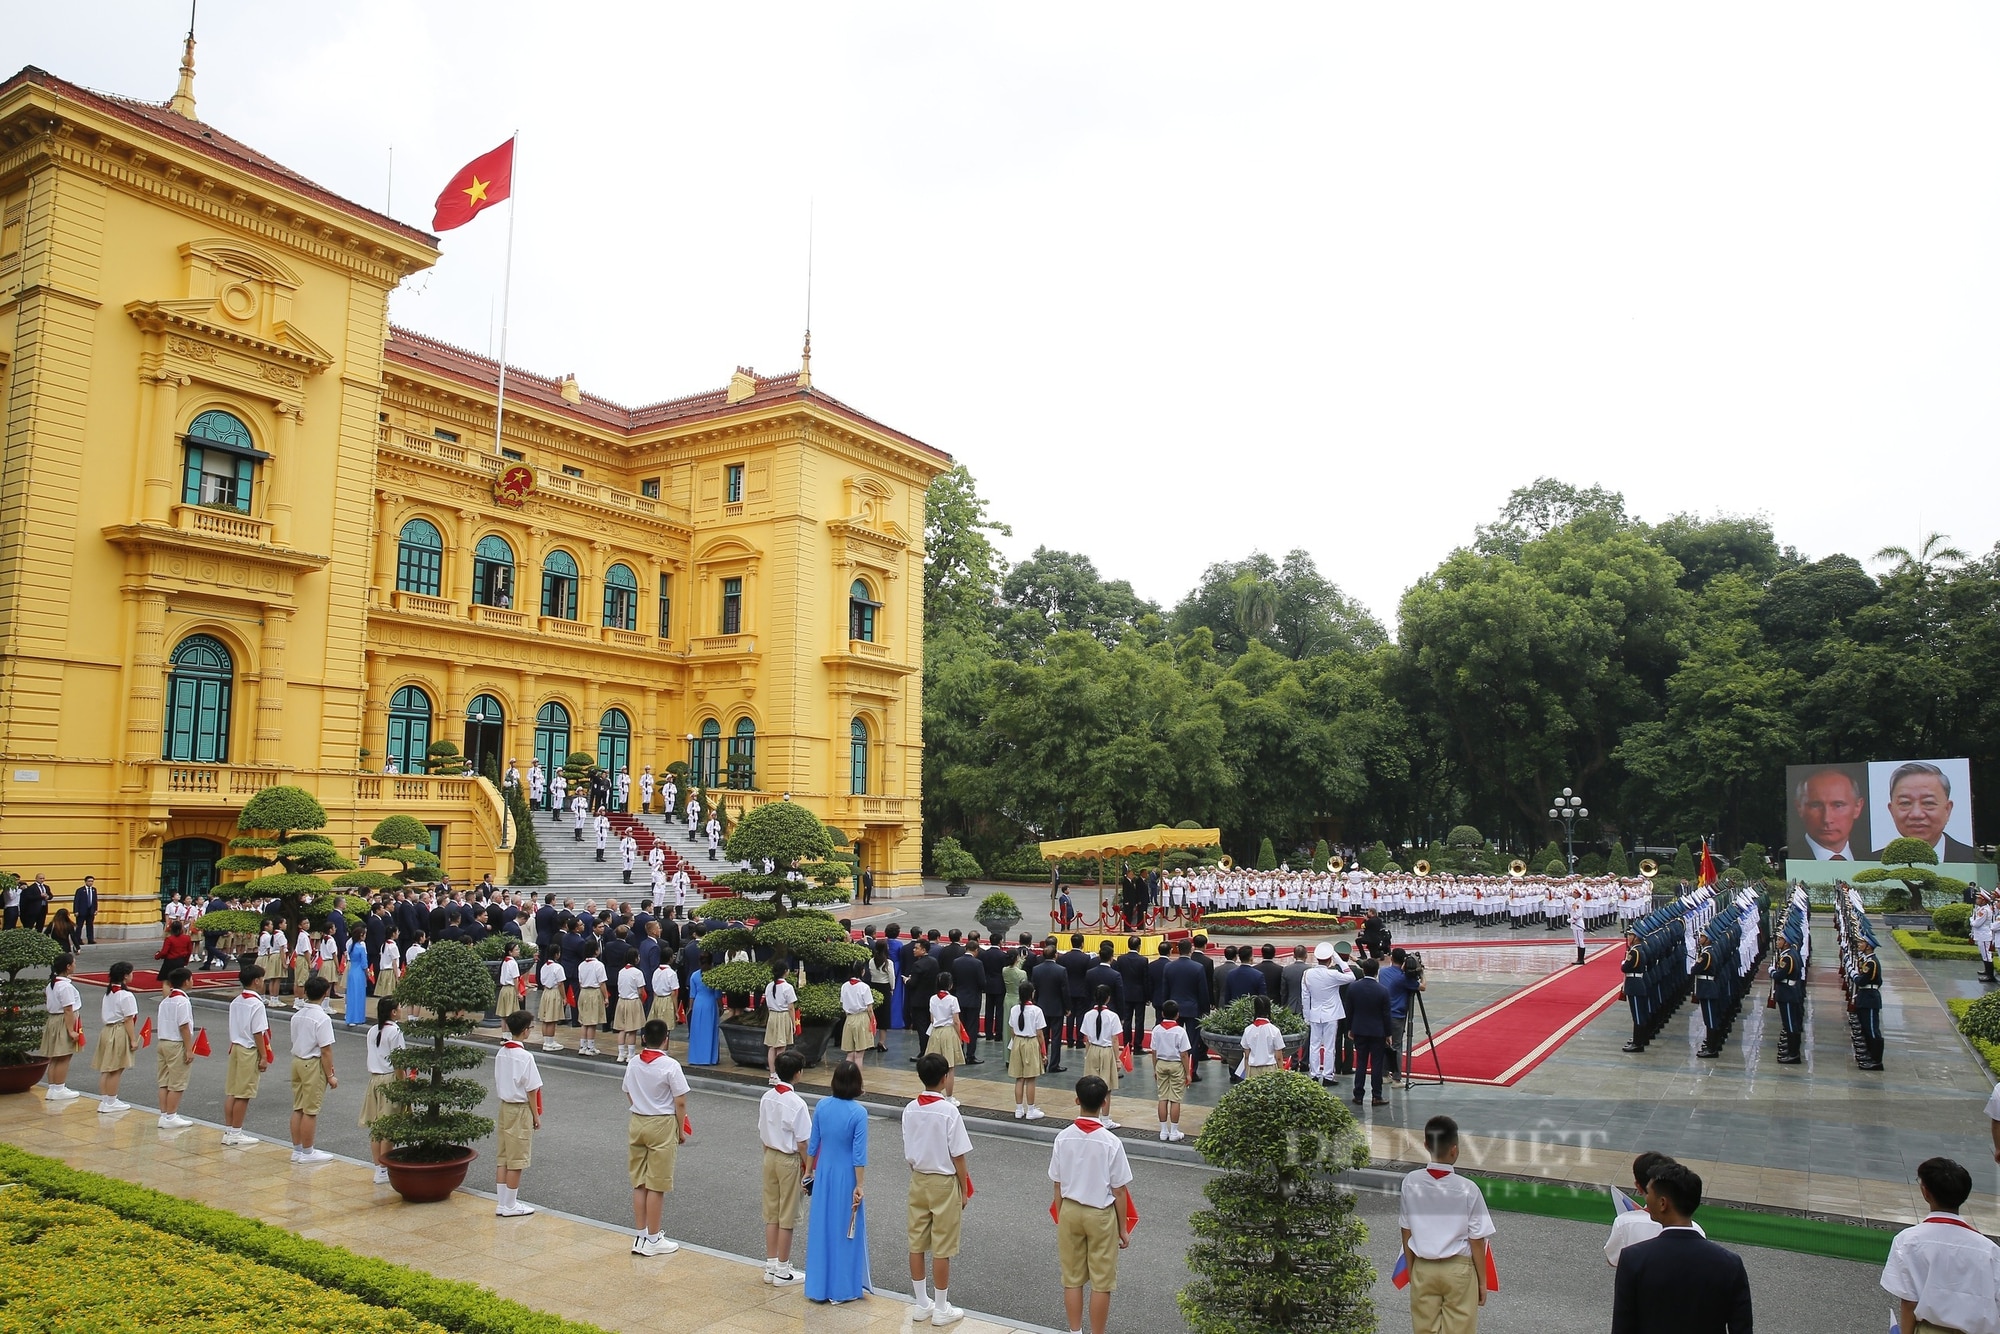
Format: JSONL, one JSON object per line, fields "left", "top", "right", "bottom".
{"left": 1161, "top": 940, "right": 1210, "bottom": 1082}
{"left": 949, "top": 946, "right": 986, "bottom": 1062}
{"left": 937, "top": 929, "right": 966, "bottom": 971}
{"left": 1878, "top": 760, "right": 1983, "bottom": 863}
{"left": 363, "top": 903, "right": 390, "bottom": 973}
{"left": 19, "top": 875, "right": 47, "bottom": 932}
{"left": 1280, "top": 945, "right": 1311, "bottom": 1014}
{"left": 1059, "top": 934, "right": 1093, "bottom": 1049}
{"left": 978, "top": 934, "right": 1008, "bottom": 1040}
{"left": 1254, "top": 943, "right": 1285, "bottom": 997}
{"left": 534, "top": 894, "right": 561, "bottom": 952}
{"left": 1084, "top": 943, "right": 1124, "bottom": 1022}
{"left": 904, "top": 941, "right": 941, "bottom": 1053}
{"left": 73, "top": 876, "right": 98, "bottom": 946}
{"left": 1115, "top": 935, "right": 1152, "bottom": 1037}
{"left": 1612, "top": 1163, "right": 1752, "bottom": 1333}
{"left": 1145, "top": 941, "right": 1172, "bottom": 1033}
{"left": 1222, "top": 954, "right": 1267, "bottom": 1003}
{"left": 1030, "top": 946, "right": 1072, "bottom": 1073}
{"left": 1345, "top": 960, "right": 1393, "bottom": 1105}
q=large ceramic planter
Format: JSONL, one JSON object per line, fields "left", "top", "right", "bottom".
{"left": 792, "top": 1020, "right": 835, "bottom": 1069}
{"left": 0, "top": 1058, "right": 50, "bottom": 1096}
{"left": 945, "top": 880, "right": 970, "bottom": 898}
{"left": 384, "top": 1148, "right": 476, "bottom": 1203}
{"left": 1203, "top": 1029, "right": 1301, "bottom": 1075}
{"left": 722, "top": 1018, "right": 837, "bottom": 1069}
{"left": 978, "top": 917, "right": 1020, "bottom": 942}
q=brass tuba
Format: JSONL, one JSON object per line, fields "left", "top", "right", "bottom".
{"left": 1413, "top": 860, "right": 1431, "bottom": 876}
{"left": 1216, "top": 854, "right": 1234, "bottom": 871}
{"left": 1638, "top": 858, "right": 1659, "bottom": 879}
{"left": 1327, "top": 855, "right": 1345, "bottom": 873}
{"left": 1507, "top": 858, "right": 1528, "bottom": 878}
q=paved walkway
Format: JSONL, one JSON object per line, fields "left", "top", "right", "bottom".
{"left": 0, "top": 1093, "right": 1041, "bottom": 1334}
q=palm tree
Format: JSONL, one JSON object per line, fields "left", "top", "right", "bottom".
{"left": 1231, "top": 575, "right": 1278, "bottom": 646}
{"left": 1873, "top": 532, "right": 1967, "bottom": 581}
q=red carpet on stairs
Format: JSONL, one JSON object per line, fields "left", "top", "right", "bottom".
{"left": 1403, "top": 944, "right": 1626, "bottom": 1086}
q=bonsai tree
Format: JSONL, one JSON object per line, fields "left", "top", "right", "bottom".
{"left": 214, "top": 786, "right": 356, "bottom": 932}
{"left": 0, "top": 925, "right": 63, "bottom": 1071}
{"left": 1180, "top": 1070, "right": 1374, "bottom": 1332}
{"left": 334, "top": 815, "right": 442, "bottom": 895}
{"left": 933, "top": 837, "right": 982, "bottom": 893}
{"left": 424, "top": 740, "right": 462, "bottom": 775}
{"left": 700, "top": 802, "right": 870, "bottom": 1003}
{"left": 371, "top": 940, "right": 495, "bottom": 1162}
{"left": 562, "top": 749, "right": 597, "bottom": 794}
{"left": 1255, "top": 837, "right": 1278, "bottom": 872}
{"left": 1854, "top": 837, "right": 1966, "bottom": 912}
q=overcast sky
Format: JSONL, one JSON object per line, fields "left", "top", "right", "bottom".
{"left": 16, "top": 4, "right": 2000, "bottom": 626}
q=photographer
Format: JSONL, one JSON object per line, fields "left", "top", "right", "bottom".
{"left": 1358, "top": 911, "right": 1393, "bottom": 960}
{"left": 1380, "top": 948, "right": 1425, "bottom": 1081}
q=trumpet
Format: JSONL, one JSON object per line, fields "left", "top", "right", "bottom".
{"left": 1327, "top": 854, "right": 1345, "bottom": 873}
{"left": 1507, "top": 858, "right": 1528, "bottom": 878}
{"left": 1638, "top": 858, "right": 1658, "bottom": 879}
{"left": 1413, "top": 859, "right": 1431, "bottom": 876}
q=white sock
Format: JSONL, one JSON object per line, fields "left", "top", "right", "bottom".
{"left": 499, "top": 1185, "right": 515, "bottom": 1207}
{"left": 913, "top": 1281, "right": 930, "bottom": 1304}
{"left": 935, "top": 1287, "right": 948, "bottom": 1308}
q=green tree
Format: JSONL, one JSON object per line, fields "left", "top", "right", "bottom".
{"left": 992, "top": 548, "right": 1159, "bottom": 657}
{"left": 1604, "top": 840, "right": 1632, "bottom": 876}
{"left": 701, "top": 803, "right": 870, "bottom": 1002}
{"left": 1170, "top": 550, "right": 1384, "bottom": 661}
{"left": 931, "top": 837, "right": 982, "bottom": 890}
{"left": 423, "top": 740, "right": 462, "bottom": 775}
{"left": 1180, "top": 1072, "right": 1374, "bottom": 1333}
{"left": 371, "top": 942, "right": 496, "bottom": 1161}
{"left": 1255, "top": 837, "right": 1278, "bottom": 871}
{"left": 1854, "top": 837, "right": 1965, "bottom": 912}
{"left": 924, "top": 463, "right": 1011, "bottom": 638}
{"left": 1311, "top": 839, "right": 1331, "bottom": 873}
{"left": 214, "top": 787, "right": 356, "bottom": 930}
{"left": 334, "top": 815, "right": 442, "bottom": 894}
{"left": 1670, "top": 843, "right": 1697, "bottom": 882}
{"left": 504, "top": 776, "right": 547, "bottom": 886}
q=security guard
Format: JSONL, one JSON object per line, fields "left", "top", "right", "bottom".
{"left": 1693, "top": 932, "right": 1728, "bottom": 1058}
{"left": 1770, "top": 935, "right": 1806, "bottom": 1064}
{"left": 1850, "top": 938, "right": 1884, "bottom": 1070}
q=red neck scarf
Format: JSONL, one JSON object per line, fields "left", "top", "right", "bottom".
{"left": 639, "top": 1049, "right": 665, "bottom": 1064}
{"left": 772, "top": 1083, "right": 792, "bottom": 1095}
{"left": 1251, "top": 1017, "right": 1270, "bottom": 1027}
{"left": 917, "top": 1093, "right": 947, "bottom": 1105}
{"left": 501, "top": 1041, "right": 523, "bottom": 1049}
{"left": 238, "top": 991, "right": 257, "bottom": 1000}
{"left": 1925, "top": 1213, "right": 1981, "bottom": 1233}
{"left": 1427, "top": 1165, "right": 1454, "bottom": 1180}
{"left": 168, "top": 990, "right": 185, "bottom": 999}
{"left": 1074, "top": 1118, "right": 1104, "bottom": 1134}
{"left": 1158, "top": 1020, "right": 1178, "bottom": 1029}
{"left": 937, "top": 989, "right": 951, "bottom": 998}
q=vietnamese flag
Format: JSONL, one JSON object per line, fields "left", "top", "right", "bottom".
{"left": 1698, "top": 838, "right": 1719, "bottom": 888}
{"left": 433, "top": 139, "right": 514, "bottom": 232}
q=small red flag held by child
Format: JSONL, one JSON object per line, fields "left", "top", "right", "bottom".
{"left": 191, "top": 1028, "right": 211, "bottom": 1057}
{"left": 139, "top": 1017, "right": 153, "bottom": 1048}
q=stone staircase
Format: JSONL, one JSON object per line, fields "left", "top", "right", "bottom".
{"left": 526, "top": 806, "right": 733, "bottom": 903}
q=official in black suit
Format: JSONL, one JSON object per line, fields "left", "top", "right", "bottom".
{"left": 1059, "top": 936, "right": 1092, "bottom": 1048}
{"left": 1084, "top": 944, "right": 1124, "bottom": 1028}
{"left": 1611, "top": 1164, "right": 1752, "bottom": 1334}
{"left": 904, "top": 942, "right": 941, "bottom": 1050}
{"left": 1161, "top": 941, "right": 1210, "bottom": 1081}
{"left": 326, "top": 905, "right": 349, "bottom": 956}
{"left": 1030, "top": 948, "right": 1072, "bottom": 1073}
{"left": 19, "top": 875, "right": 47, "bottom": 931}
{"left": 364, "top": 906, "right": 390, "bottom": 973}
{"left": 978, "top": 937, "right": 1007, "bottom": 1040}
{"left": 1344, "top": 961, "right": 1392, "bottom": 1104}
{"left": 534, "top": 895, "right": 561, "bottom": 951}
{"left": 949, "top": 949, "right": 986, "bottom": 1061}
{"left": 73, "top": 877, "right": 98, "bottom": 945}
{"left": 1144, "top": 943, "right": 1171, "bottom": 1034}
{"left": 1114, "top": 936, "right": 1151, "bottom": 1037}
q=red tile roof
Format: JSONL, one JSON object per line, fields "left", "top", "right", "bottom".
{"left": 1, "top": 65, "right": 437, "bottom": 251}
{"left": 384, "top": 327, "right": 949, "bottom": 462}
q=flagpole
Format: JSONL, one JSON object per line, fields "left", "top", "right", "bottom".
{"left": 491, "top": 131, "right": 519, "bottom": 457}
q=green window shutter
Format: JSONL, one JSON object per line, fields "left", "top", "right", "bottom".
{"left": 233, "top": 455, "right": 255, "bottom": 512}
{"left": 182, "top": 447, "right": 204, "bottom": 505}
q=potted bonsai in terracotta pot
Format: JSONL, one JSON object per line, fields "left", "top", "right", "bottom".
{"left": 370, "top": 940, "right": 495, "bottom": 1202}
{"left": 0, "top": 923, "right": 62, "bottom": 1095}
{"left": 933, "top": 836, "right": 981, "bottom": 898}
{"left": 975, "top": 891, "right": 1022, "bottom": 942}
{"left": 701, "top": 802, "right": 872, "bottom": 1069}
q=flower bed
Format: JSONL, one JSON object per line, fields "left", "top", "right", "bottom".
{"left": 0, "top": 1186, "right": 452, "bottom": 1334}
{"left": 1199, "top": 910, "right": 1361, "bottom": 936}
{"left": 0, "top": 1145, "right": 607, "bottom": 1334}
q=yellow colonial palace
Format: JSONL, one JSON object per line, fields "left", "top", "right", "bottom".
{"left": 0, "top": 55, "right": 946, "bottom": 936}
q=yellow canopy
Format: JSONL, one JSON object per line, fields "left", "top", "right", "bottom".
{"left": 1039, "top": 828, "right": 1222, "bottom": 861}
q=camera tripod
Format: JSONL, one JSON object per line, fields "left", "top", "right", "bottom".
{"left": 1399, "top": 987, "right": 1445, "bottom": 1088}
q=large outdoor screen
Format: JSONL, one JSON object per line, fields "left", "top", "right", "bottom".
{"left": 1784, "top": 758, "right": 1993, "bottom": 888}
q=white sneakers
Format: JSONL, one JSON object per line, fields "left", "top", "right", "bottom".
{"left": 542, "top": 1040, "right": 561, "bottom": 1052}
{"left": 292, "top": 1148, "right": 333, "bottom": 1164}
{"left": 763, "top": 1260, "right": 801, "bottom": 1285}
{"left": 157, "top": 1113, "right": 193, "bottom": 1130}
{"left": 1023, "top": 1106, "right": 1045, "bottom": 1121}
{"left": 930, "top": 1301, "right": 965, "bottom": 1326}
{"left": 45, "top": 1085, "right": 78, "bottom": 1102}
{"left": 1100, "top": 1117, "right": 1118, "bottom": 1129}
{"left": 97, "top": 1097, "right": 130, "bottom": 1114}
{"left": 220, "top": 1129, "right": 254, "bottom": 1146}
{"left": 630, "top": 1233, "right": 678, "bottom": 1257}
{"left": 1167, "top": 1126, "right": 1186, "bottom": 1142}
{"left": 496, "top": 1203, "right": 537, "bottom": 1217}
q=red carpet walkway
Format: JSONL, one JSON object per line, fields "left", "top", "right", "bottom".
{"left": 1404, "top": 943, "right": 1626, "bottom": 1086}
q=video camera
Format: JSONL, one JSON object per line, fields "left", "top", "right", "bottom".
{"left": 1401, "top": 950, "right": 1425, "bottom": 980}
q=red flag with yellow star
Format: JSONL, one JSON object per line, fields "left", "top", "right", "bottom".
{"left": 432, "top": 139, "right": 514, "bottom": 232}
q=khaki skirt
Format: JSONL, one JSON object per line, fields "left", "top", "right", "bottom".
{"left": 358, "top": 1072, "right": 395, "bottom": 1129}
{"left": 925, "top": 1026, "right": 963, "bottom": 1066}
{"left": 1007, "top": 1034, "right": 1042, "bottom": 1079}
{"left": 93, "top": 1022, "right": 135, "bottom": 1073}
{"left": 257, "top": 950, "right": 282, "bottom": 979}
{"left": 40, "top": 1013, "right": 79, "bottom": 1059}
{"left": 841, "top": 1011, "right": 873, "bottom": 1053}
{"left": 648, "top": 995, "right": 678, "bottom": 1028}
{"left": 1083, "top": 1043, "right": 1119, "bottom": 1085}
{"left": 613, "top": 997, "right": 647, "bottom": 1032}
{"left": 374, "top": 968, "right": 398, "bottom": 999}
{"left": 576, "top": 987, "right": 607, "bottom": 1027}
{"left": 537, "top": 986, "right": 566, "bottom": 1023}
{"left": 495, "top": 985, "right": 520, "bottom": 1018}
{"left": 765, "top": 1008, "right": 795, "bottom": 1047}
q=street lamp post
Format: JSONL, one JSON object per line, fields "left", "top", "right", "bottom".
{"left": 1548, "top": 788, "right": 1587, "bottom": 873}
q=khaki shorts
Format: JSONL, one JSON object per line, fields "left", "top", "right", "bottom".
{"left": 156, "top": 1039, "right": 189, "bottom": 1092}
{"left": 1057, "top": 1198, "right": 1119, "bottom": 1292}
{"left": 497, "top": 1100, "right": 535, "bottom": 1170}
{"left": 627, "top": 1113, "right": 679, "bottom": 1192}
{"left": 225, "top": 1044, "right": 262, "bottom": 1099}
{"left": 290, "top": 1056, "right": 327, "bottom": 1115}
{"left": 1154, "top": 1058, "right": 1185, "bottom": 1104}
{"left": 762, "top": 1147, "right": 802, "bottom": 1227}
{"left": 906, "top": 1170, "right": 963, "bottom": 1258}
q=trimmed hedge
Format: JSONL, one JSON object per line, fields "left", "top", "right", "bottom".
{"left": 1949, "top": 998, "right": 2000, "bottom": 1079}
{"left": 0, "top": 1144, "right": 610, "bottom": 1334}
{"left": 1931, "top": 903, "right": 1974, "bottom": 940}
{"left": 1891, "top": 928, "right": 1981, "bottom": 961}
{"left": 1, "top": 1186, "right": 453, "bottom": 1334}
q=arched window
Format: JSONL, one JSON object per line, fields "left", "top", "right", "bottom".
{"left": 727, "top": 717, "right": 757, "bottom": 790}
{"left": 464, "top": 693, "right": 505, "bottom": 774}
{"left": 540, "top": 549, "right": 579, "bottom": 620}
{"left": 395, "top": 518, "right": 444, "bottom": 596}
{"left": 597, "top": 708, "right": 631, "bottom": 776}
{"left": 850, "top": 716, "right": 869, "bottom": 795}
{"left": 849, "top": 578, "right": 880, "bottom": 643}
{"left": 534, "top": 702, "right": 572, "bottom": 777}
{"left": 162, "top": 634, "right": 233, "bottom": 763}
{"left": 386, "top": 685, "right": 432, "bottom": 774}
{"left": 690, "top": 718, "right": 721, "bottom": 788}
{"left": 181, "top": 410, "right": 260, "bottom": 514}
{"left": 602, "top": 563, "right": 638, "bottom": 631}
{"left": 473, "top": 534, "right": 515, "bottom": 608}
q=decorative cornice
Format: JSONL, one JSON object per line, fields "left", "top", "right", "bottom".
{"left": 127, "top": 299, "right": 333, "bottom": 372}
